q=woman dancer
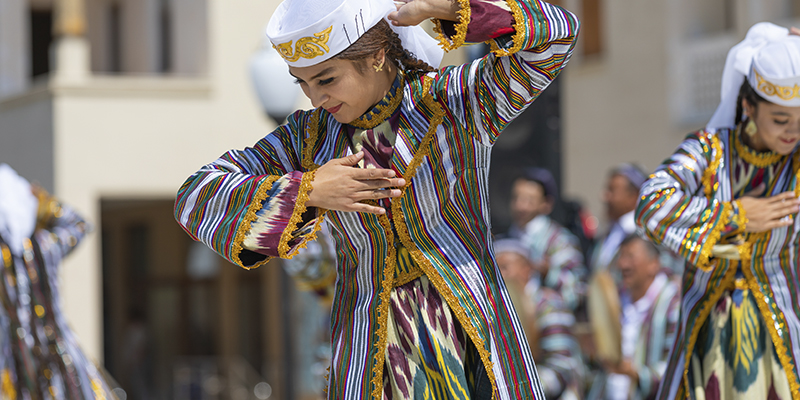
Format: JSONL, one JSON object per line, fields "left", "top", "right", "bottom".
{"left": 174, "top": 0, "right": 577, "bottom": 398}
{"left": 637, "top": 23, "right": 800, "bottom": 399}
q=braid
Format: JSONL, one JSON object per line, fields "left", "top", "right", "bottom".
{"left": 335, "top": 20, "right": 436, "bottom": 74}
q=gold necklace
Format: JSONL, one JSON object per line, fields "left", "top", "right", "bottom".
{"left": 732, "top": 126, "right": 785, "bottom": 167}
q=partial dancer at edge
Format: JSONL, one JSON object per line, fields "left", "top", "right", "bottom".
{"left": 637, "top": 23, "right": 800, "bottom": 400}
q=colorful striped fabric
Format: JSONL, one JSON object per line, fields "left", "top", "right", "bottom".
{"left": 174, "top": 1, "right": 578, "bottom": 398}
{"left": 0, "top": 193, "right": 117, "bottom": 399}
{"left": 511, "top": 214, "right": 586, "bottom": 310}
{"left": 636, "top": 128, "right": 800, "bottom": 399}
{"left": 523, "top": 281, "right": 585, "bottom": 400}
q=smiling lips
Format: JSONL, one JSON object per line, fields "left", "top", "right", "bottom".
{"left": 327, "top": 104, "right": 342, "bottom": 114}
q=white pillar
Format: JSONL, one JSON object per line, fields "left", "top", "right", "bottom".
{"left": 172, "top": 0, "right": 208, "bottom": 75}
{"left": 0, "top": 0, "right": 29, "bottom": 99}
{"left": 52, "top": 0, "right": 91, "bottom": 84}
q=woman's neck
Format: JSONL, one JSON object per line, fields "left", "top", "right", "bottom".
{"left": 741, "top": 124, "right": 769, "bottom": 152}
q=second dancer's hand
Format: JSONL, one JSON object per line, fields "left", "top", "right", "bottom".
{"left": 738, "top": 184, "right": 800, "bottom": 232}
{"left": 388, "top": 0, "right": 460, "bottom": 27}
{"left": 306, "top": 151, "right": 405, "bottom": 215}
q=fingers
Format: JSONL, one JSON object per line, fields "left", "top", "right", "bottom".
{"left": 337, "top": 151, "right": 365, "bottom": 167}
{"left": 768, "top": 191, "right": 797, "bottom": 201}
{"left": 791, "top": 27, "right": 800, "bottom": 36}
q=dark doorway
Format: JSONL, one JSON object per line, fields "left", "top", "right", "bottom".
{"left": 30, "top": 9, "right": 53, "bottom": 78}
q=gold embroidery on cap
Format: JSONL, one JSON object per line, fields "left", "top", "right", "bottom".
{"left": 274, "top": 26, "right": 333, "bottom": 62}
{"left": 755, "top": 70, "right": 800, "bottom": 101}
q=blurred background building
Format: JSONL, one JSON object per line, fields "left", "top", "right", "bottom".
{"left": 1, "top": 0, "right": 800, "bottom": 399}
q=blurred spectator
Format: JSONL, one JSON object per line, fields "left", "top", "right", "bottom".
{"left": 508, "top": 167, "right": 586, "bottom": 310}
{"left": 0, "top": 163, "right": 118, "bottom": 398}
{"left": 590, "top": 163, "right": 647, "bottom": 273}
{"left": 495, "top": 238, "right": 585, "bottom": 400}
{"left": 587, "top": 235, "right": 680, "bottom": 400}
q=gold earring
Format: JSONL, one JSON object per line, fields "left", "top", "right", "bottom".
{"left": 745, "top": 119, "right": 758, "bottom": 137}
{"left": 373, "top": 60, "right": 384, "bottom": 72}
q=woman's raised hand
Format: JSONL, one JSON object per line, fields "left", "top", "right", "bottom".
{"left": 306, "top": 151, "right": 406, "bottom": 215}
{"left": 738, "top": 184, "right": 800, "bottom": 232}
{"left": 388, "top": 0, "right": 460, "bottom": 27}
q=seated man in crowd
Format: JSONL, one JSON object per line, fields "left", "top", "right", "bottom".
{"left": 508, "top": 167, "right": 586, "bottom": 310}
{"left": 589, "top": 235, "right": 680, "bottom": 400}
{"left": 495, "top": 239, "right": 585, "bottom": 400}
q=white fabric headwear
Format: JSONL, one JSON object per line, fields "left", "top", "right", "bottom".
{"left": 707, "top": 23, "right": 800, "bottom": 130}
{"left": 0, "top": 164, "right": 38, "bottom": 256}
{"left": 266, "top": 0, "right": 443, "bottom": 69}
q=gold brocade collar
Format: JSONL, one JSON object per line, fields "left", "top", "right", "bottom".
{"left": 732, "top": 126, "right": 786, "bottom": 168}
{"left": 348, "top": 72, "right": 404, "bottom": 129}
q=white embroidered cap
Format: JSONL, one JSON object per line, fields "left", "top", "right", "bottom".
{"left": 0, "top": 164, "right": 37, "bottom": 257}
{"left": 708, "top": 23, "right": 800, "bottom": 130}
{"left": 266, "top": 0, "right": 443, "bottom": 69}
{"left": 749, "top": 37, "right": 800, "bottom": 107}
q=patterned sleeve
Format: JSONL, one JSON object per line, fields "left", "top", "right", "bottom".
{"left": 543, "top": 228, "right": 586, "bottom": 310}
{"left": 174, "top": 110, "right": 325, "bottom": 270}
{"left": 430, "top": 0, "right": 579, "bottom": 146}
{"left": 34, "top": 191, "right": 90, "bottom": 260}
{"left": 533, "top": 290, "right": 584, "bottom": 399}
{"left": 635, "top": 131, "right": 745, "bottom": 272}
{"left": 636, "top": 282, "right": 681, "bottom": 398}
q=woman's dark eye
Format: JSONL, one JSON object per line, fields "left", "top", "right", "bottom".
{"left": 319, "top": 77, "right": 334, "bottom": 86}
{"left": 774, "top": 120, "right": 789, "bottom": 125}
{"left": 293, "top": 78, "right": 303, "bottom": 85}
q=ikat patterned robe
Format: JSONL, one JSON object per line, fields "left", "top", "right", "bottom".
{"left": 174, "top": 0, "right": 579, "bottom": 398}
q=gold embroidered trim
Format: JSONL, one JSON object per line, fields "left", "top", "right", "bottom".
{"left": 274, "top": 26, "right": 333, "bottom": 62}
{"left": 369, "top": 211, "right": 397, "bottom": 400}
{"left": 388, "top": 76, "right": 499, "bottom": 399}
{"left": 754, "top": 69, "right": 800, "bottom": 102}
{"left": 740, "top": 238, "right": 800, "bottom": 399}
{"left": 278, "top": 170, "right": 325, "bottom": 259}
{"left": 303, "top": 109, "right": 323, "bottom": 170}
{"left": 733, "top": 126, "right": 785, "bottom": 167}
{"left": 702, "top": 133, "right": 722, "bottom": 199}
{"left": 231, "top": 175, "right": 280, "bottom": 270}
{"left": 1, "top": 369, "right": 16, "bottom": 400}
{"left": 348, "top": 79, "right": 405, "bottom": 129}
{"left": 695, "top": 202, "right": 733, "bottom": 272}
{"left": 431, "top": 0, "right": 471, "bottom": 52}
{"left": 681, "top": 258, "right": 737, "bottom": 398}
{"left": 488, "top": 0, "right": 526, "bottom": 57}
{"left": 732, "top": 199, "right": 748, "bottom": 236}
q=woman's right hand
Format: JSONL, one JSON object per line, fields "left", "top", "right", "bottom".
{"left": 306, "top": 151, "right": 406, "bottom": 215}
{"left": 738, "top": 184, "right": 800, "bottom": 232}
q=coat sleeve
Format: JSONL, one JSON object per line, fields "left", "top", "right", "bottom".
{"left": 635, "top": 131, "right": 747, "bottom": 272}
{"left": 636, "top": 281, "right": 681, "bottom": 399}
{"left": 174, "top": 110, "right": 326, "bottom": 270}
{"left": 429, "top": 0, "right": 579, "bottom": 146}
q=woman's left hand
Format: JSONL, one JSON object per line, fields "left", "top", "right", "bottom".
{"left": 388, "top": 0, "right": 461, "bottom": 27}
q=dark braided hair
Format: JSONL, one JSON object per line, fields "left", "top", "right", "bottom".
{"left": 334, "top": 20, "right": 436, "bottom": 74}
{"left": 734, "top": 80, "right": 767, "bottom": 125}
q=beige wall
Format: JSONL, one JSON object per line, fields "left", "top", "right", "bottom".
{"left": 561, "top": 0, "right": 691, "bottom": 226}
{"left": 0, "top": 88, "right": 55, "bottom": 190}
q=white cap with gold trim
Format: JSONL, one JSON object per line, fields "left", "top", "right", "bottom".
{"left": 266, "top": 0, "right": 443, "bottom": 69}
{"left": 708, "top": 23, "right": 800, "bottom": 130}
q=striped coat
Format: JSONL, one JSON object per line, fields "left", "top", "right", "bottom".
{"left": 174, "top": 0, "right": 578, "bottom": 398}
{"left": 636, "top": 129, "right": 800, "bottom": 399}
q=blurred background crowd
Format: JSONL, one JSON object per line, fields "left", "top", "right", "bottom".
{"left": 2, "top": 0, "right": 800, "bottom": 399}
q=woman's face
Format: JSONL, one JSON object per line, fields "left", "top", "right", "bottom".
{"left": 746, "top": 100, "right": 800, "bottom": 155}
{"left": 289, "top": 56, "right": 391, "bottom": 124}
